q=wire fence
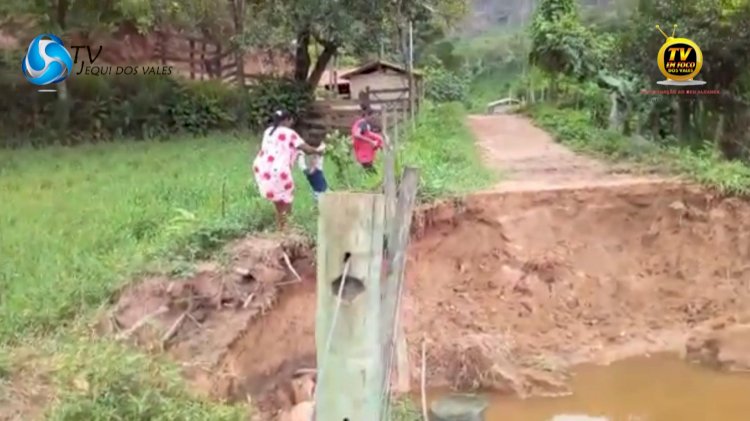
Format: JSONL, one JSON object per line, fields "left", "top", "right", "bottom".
{"left": 314, "top": 102, "right": 420, "bottom": 421}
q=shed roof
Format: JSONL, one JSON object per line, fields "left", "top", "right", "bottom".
{"left": 339, "top": 59, "right": 423, "bottom": 79}
{"left": 315, "top": 68, "right": 357, "bottom": 86}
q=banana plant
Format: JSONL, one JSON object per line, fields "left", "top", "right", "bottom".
{"left": 597, "top": 70, "right": 639, "bottom": 134}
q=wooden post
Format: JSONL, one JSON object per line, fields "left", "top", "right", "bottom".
{"left": 159, "top": 33, "right": 167, "bottom": 66}
{"left": 393, "top": 107, "right": 400, "bottom": 145}
{"left": 200, "top": 41, "right": 207, "bottom": 80}
{"left": 383, "top": 109, "right": 397, "bottom": 245}
{"left": 382, "top": 168, "right": 419, "bottom": 400}
{"left": 381, "top": 104, "right": 388, "bottom": 139}
{"left": 402, "top": 102, "right": 408, "bottom": 133}
{"left": 408, "top": 20, "right": 415, "bottom": 129}
{"left": 316, "top": 192, "right": 386, "bottom": 421}
{"left": 215, "top": 44, "right": 223, "bottom": 79}
{"left": 189, "top": 39, "right": 195, "bottom": 80}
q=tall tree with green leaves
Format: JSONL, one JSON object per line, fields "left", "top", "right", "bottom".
{"left": 528, "top": 0, "right": 593, "bottom": 96}
{"left": 244, "top": 0, "right": 468, "bottom": 88}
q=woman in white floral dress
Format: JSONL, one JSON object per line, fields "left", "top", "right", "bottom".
{"left": 253, "top": 110, "right": 325, "bottom": 230}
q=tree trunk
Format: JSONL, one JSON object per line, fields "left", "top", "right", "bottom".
{"left": 718, "top": 109, "right": 745, "bottom": 160}
{"left": 623, "top": 100, "right": 632, "bottom": 135}
{"left": 650, "top": 109, "right": 660, "bottom": 139}
{"left": 673, "top": 98, "right": 682, "bottom": 140}
{"left": 56, "top": 0, "right": 69, "bottom": 32}
{"left": 713, "top": 113, "right": 724, "bottom": 148}
{"left": 608, "top": 92, "right": 621, "bottom": 131}
{"left": 294, "top": 29, "right": 311, "bottom": 82}
{"left": 307, "top": 43, "right": 337, "bottom": 89}
{"left": 55, "top": 0, "right": 69, "bottom": 106}
{"left": 229, "top": 0, "right": 246, "bottom": 87}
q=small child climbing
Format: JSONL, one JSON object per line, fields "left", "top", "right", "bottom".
{"left": 297, "top": 142, "right": 328, "bottom": 201}
{"left": 351, "top": 106, "right": 384, "bottom": 172}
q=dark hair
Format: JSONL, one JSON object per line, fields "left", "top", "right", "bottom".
{"left": 361, "top": 105, "right": 375, "bottom": 116}
{"left": 269, "top": 109, "right": 292, "bottom": 135}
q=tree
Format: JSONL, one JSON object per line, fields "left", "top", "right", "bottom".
{"left": 241, "top": 0, "right": 468, "bottom": 88}
{"left": 529, "top": 0, "right": 593, "bottom": 96}
{"left": 619, "top": 0, "right": 750, "bottom": 157}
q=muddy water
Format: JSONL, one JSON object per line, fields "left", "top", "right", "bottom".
{"left": 433, "top": 355, "right": 750, "bottom": 421}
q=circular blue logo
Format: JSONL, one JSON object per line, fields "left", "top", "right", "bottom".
{"left": 21, "top": 34, "right": 73, "bottom": 86}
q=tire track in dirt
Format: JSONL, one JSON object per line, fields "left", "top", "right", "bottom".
{"left": 467, "top": 114, "right": 666, "bottom": 191}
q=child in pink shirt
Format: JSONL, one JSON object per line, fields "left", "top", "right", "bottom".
{"left": 351, "top": 107, "right": 383, "bottom": 172}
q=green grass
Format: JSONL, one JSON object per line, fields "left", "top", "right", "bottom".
{"left": 46, "top": 337, "right": 246, "bottom": 420}
{"left": 528, "top": 104, "right": 750, "bottom": 195}
{"left": 0, "top": 101, "right": 491, "bottom": 419}
{"left": 389, "top": 398, "right": 422, "bottom": 420}
{"left": 1, "top": 136, "right": 268, "bottom": 342}
{"left": 401, "top": 102, "right": 497, "bottom": 198}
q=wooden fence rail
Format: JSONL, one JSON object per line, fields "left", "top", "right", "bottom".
{"left": 299, "top": 86, "right": 419, "bottom": 142}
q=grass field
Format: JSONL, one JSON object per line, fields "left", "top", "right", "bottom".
{"left": 0, "top": 102, "right": 493, "bottom": 419}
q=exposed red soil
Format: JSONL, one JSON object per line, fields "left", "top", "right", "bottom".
{"left": 404, "top": 183, "right": 750, "bottom": 396}
{"left": 106, "top": 234, "right": 316, "bottom": 414}
{"left": 108, "top": 181, "right": 750, "bottom": 418}
{"left": 104, "top": 115, "right": 750, "bottom": 420}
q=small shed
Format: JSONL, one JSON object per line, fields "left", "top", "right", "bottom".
{"left": 317, "top": 68, "right": 354, "bottom": 98}
{"left": 339, "top": 60, "right": 423, "bottom": 104}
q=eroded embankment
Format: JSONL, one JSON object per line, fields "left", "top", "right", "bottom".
{"left": 109, "top": 181, "right": 750, "bottom": 417}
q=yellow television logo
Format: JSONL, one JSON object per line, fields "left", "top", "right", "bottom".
{"left": 655, "top": 24, "right": 706, "bottom": 86}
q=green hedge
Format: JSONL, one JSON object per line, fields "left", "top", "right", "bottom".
{"left": 0, "top": 70, "right": 312, "bottom": 147}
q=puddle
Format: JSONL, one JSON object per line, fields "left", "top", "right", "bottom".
{"left": 431, "top": 355, "right": 750, "bottom": 421}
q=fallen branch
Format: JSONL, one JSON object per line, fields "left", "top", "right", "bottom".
{"left": 109, "top": 312, "right": 121, "bottom": 333}
{"left": 294, "top": 368, "right": 317, "bottom": 376}
{"left": 282, "top": 251, "right": 302, "bottom": 283}
{"left": 116, "top": 305, "right": 169, "bottom": 341}
{"left": 161, "top": 295, "right": 195, "bottom": 348}
{"left": 242, "top": 293, "right": 255, "bottom": 309}
{"left": 161, "top": 311, "right": 188, "bottom": 347}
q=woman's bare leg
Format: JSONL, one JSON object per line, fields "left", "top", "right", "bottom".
{"left": 274, "top": 201, "right": 292, "bottom": 231}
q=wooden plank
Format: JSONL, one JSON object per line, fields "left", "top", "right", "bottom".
{"left": 369, "top": 87, "right": 409, "bottom": 94}
{"left": 314, "top": 99, "right": 360, "bottom": 109}
{"left": 220, "top": 61, "right": 238, "bottom": 74}
{"left": 380, "top": 106, "right": 397, "bottom": 395}
{"left": 316, "top": 192, "right": 386, "bottom": 421}
{"left": 368, "top": 98, "right": 409, "bottom": 105}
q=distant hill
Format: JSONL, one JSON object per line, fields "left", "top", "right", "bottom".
{"left": 460, "top": 0, "right": 615, "bottom": 35}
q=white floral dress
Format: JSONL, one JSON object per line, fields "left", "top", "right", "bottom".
{"left": 252, "top": 126, "right": 305, "bottom": 203}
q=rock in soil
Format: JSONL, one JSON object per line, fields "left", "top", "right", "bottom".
{"left": 429, "top": 394, "right": 488, "bottom": 421}
{"left": 278, "top": 401, "right": 314, "bottom": 421}
{"left": 686, "top": 324, "right": 750, "bottom": 372}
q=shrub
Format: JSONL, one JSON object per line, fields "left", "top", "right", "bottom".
{"left": 423, "top": 64, "right": 470, "bottom": 104}
{"left": 0, "top": 71, "right": 312, "bottom": 147}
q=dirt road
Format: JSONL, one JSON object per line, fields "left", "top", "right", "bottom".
{"left": 468, "top": 114, "right": 659, "bottom": 191}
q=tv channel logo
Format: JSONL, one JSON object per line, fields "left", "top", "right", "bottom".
{"left": 654, "top": 24, "right": 706, "bottom": 86}
{"left": 22, "top": 34, "right": 74, "bottom": 86}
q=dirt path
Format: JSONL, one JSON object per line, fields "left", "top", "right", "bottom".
{"left": 468, "top": 114, "right": 662, "bottom": 191}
